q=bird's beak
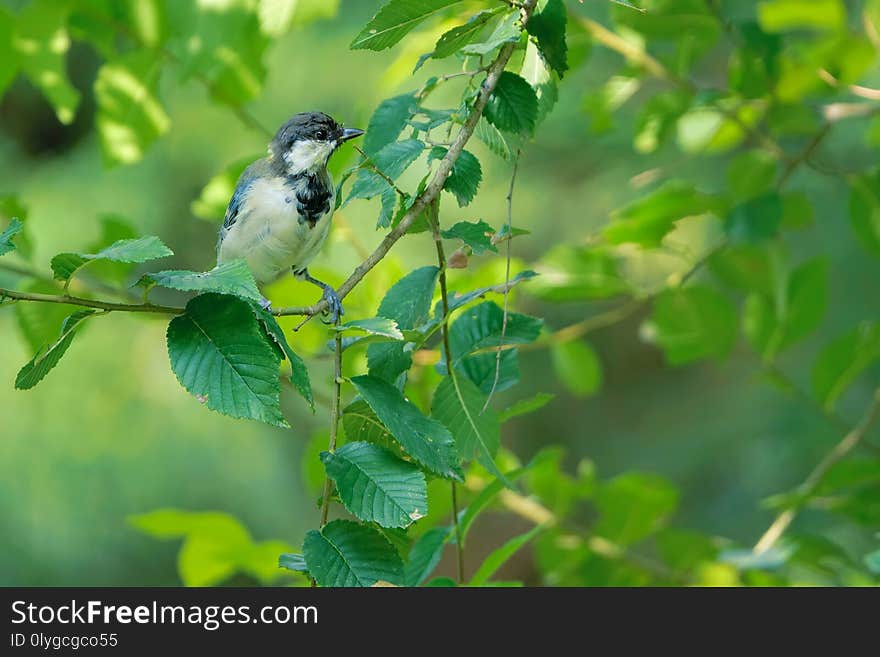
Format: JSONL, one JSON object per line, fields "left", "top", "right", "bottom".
{"left": 339, "top": 127, "right": 365, "bottom": 143}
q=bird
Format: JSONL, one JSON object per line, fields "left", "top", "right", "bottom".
{"left": 217, "top": 111, "right": 364, "bottom": 322}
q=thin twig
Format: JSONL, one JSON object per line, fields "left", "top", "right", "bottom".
{"left": 0, "top": 288, "right": 182, "bottom": 314}
{"left": 318, "top": 330, "right": 344, "bottom": 530}
{"left": 354, "top": 146, "right": 407, "bottom": 197}
{"left": 483, "top": 150, "right": 521, "bottom": 411}
{"left": 753, "top": 388, "right": 880, "bottom": 554}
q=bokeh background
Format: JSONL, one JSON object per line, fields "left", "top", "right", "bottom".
{"left": 1, "top": 0, "right": 879, "bottom": 586}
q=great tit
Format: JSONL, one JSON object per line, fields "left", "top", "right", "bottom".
{"left": 217, "top": 112, "right": 364, "bottom": 321}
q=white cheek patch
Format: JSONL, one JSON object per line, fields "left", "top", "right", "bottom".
{"left": 283, "top": 139, "right": 335, "bottom": 175}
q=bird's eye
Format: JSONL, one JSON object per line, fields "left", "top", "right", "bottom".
{"left": 316, "top": 130, "right": 327, "bottom": 140}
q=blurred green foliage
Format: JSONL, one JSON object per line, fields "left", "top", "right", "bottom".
{"left": 1, "top": 0, "right": 880, "bottom": 586}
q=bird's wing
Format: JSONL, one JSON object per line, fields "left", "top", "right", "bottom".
{"left": 221, "top": 159, "right": 272, "bottom": 234}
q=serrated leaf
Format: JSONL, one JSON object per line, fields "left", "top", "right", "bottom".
{"left": 351, "top": 0, "right": 464, "bottom": 51}
{"left": 433, "top": 9, "right": 501, "bottom": 58}
{"left": 51, "top": 236, "right": 173, "bottom": 282}
{"left": 348, "top": 140, "right": 425, "bottom": 202}
{"left": 484, "top": 71, "right": 538, "bottom": 136}
{"left": 605, "top": 181, "right": 721, "bottom": 248}
{"left": 521, "top": 40, "right": 559, "bottom": 127}
{"left": 461, "top": 11, "right": 521, "bottom": 56}
{"left": 0, "top": 218, "right": 23, "bottom": 257}
{"left": 404, "top": 526, "right": 450, "bottom": 586}
{"left": 643, "top": 286, "right": 737, "bottom": 365}
{"left": 303, "top": 519, "right": 404, "bottom": 587}
{"left": 95, "top": 50, "right": 171, "bottom": 166}
{"left": 378, "top": 185, "right": 397, "bottom": 229}
{"left": 475, "top": 117, "right": 512, "bottom": 160}
{"left": 322, "top": 442, "right": 427, "bottom": 528}
{"left": 812, "top": 322, "right": 880, "bottom": 411}
{"left": 469, "top": 525, "right": 543, "bottom": 585}
{"left": 526, "top": 0, "right": 568, "bottom": 76}
{"left": 138, "top": 260, "right": 262, "bottom": 302}
{"left": 167, "top": 293, "right": 286, "bottom": 426}
{"left": 363, "top": 93, "right": 419, "bottom": 155}
{"left": 351, "top": 375, "right": 463, "bottom": 480}
{"left": 342, "top": 399, "right": 398, "bottom": 450}
{"left": 251, "top": 305, "right": 313, "bottom": 407}
{"left": 15, "top": 310, "right": 95, "bottom": 390}
{"left": 449, "top": 301, "right": 543, "bottom": 356}
{"left": 336, "top": 317, "right": 404, "bottom": 340}
{"left": 368, "top": 266, "right": 439, "bottom": 382}
{"left": 441, "top": 220, "right": 497, "bottom": 255}
{"left": 428, "top": 147, "right": 483, "bottom": 207}
{"left": 431, "top": 372, "right": 506, "bottom": 483}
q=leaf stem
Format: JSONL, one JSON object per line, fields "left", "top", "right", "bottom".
{"left": 319, "top": 328, "right": 344, "bottom": 530}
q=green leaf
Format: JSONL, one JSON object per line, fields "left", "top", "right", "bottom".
{"left": 434, "top": 9, "right": 501, "bottom": 58}
{"left": 348, "top": 140, "right": 425, "bottom": 202}
{"left": 303, "top": 519, "right": 404, "bottom": 587}
{"left": 461, "top": 11, "right": 521, "bottom": 56}
{"left": 643, "top": 286, "right": 737, "bottom": 365}
{"left": 137, "top": 260, "right": 262, "bottom": 302}
{"left": 278, "top": 553, "right": 308, "bottom": 573}
{"left": 363, "top": 93, "right": 419, "bottom": 155}
{"left": 14, "top": 0, "right": 80, "bottom": 124}
{"left": 744, "top": 258, "right": 828, "bottom": 359}
{"left": 431, "top": 373, "right": 506, "bottom": 483}
{"left": 378, "top": 186, "right": 398, "bottom": 229}
{"left": 192, "top": 156, "right": 258, "bottom": 222}
{"left": 594, "top": 473, "right": 680, "bottom": 546}
{"left": 865, "top": 549, "right": 880, "bottom": 575}
{"left": 322, "top": 442, "right": 427, "bottom": 528}
{"left": 351, "top": 0, "right": 464, "bottom": 51}
{"left": 498, "top": 392, "right": 554, "bottom": 423}
{"left": 605, "top": 181, "right": 721, "bottom": 248}
{"left": 404, "top": 526, "right": 450, "bottom": 586}
{"left": 484, "top": 71, "right": 539, "bottom": 136}
{"left": 441, "top": 220, "right": 497, "bottom": 255}
{"left": 367, "top": 266, "right": 439, "bottom": 383}
{"left": 336, "top": 317, "right": 405, "bottom": 342}
{"left": 531, "top": 245, "right": 629, "bottom": 301}
{"left": 166, "top": 293, "right": 286, "bottom": 427}
{"left": 0, "top": 7, "right": 17, "bottom": 98}
{"left": 0, "top": 218, "right": 23, "bottom": 257}
{"left": 15, "top": 311, "right": 95, "bottom": 390}
{"left": 521, "top": 40, "right": 559, "bottom": 127}
{"left": 459, "top": 463, "right": 532, "bottom": 545}
{"left": 526, "top": 0, "right": 567, "bottom": 76}
{"left": 552, "top": 340, "right": 602, "bottom": 397}
{"left": 251, "top": 305, "right": 313, "bottom": 407}
{"left": 449, "top": 301, "right": 544, "bottom": 357}
{"left": 757, "top": 0, "right": 845, "bottom": 33}
{"left": 812, "top": 322, "right": 880, "bottom": 411}
{"left": 849, "top": 173, "right": 880, "bottom": 258}
{"left": 727, "top": 150, "right": 778, "bottom": 200}
{"left": 428, "top": 147, "right": 483, "bottom": 207}
{"left": 475, "top": 117, "right": 513, "bottom": 160}
{"left": 469, "top": 525, "right": 544, "bottom": 585}
{"left": 52, "top": 236, "right": 173, "bottom": 282}
{"left": 725, "top": 193, "right": 783, "bottom": 243}
{"left": 351, "top": 375, "right": 463, "bottom": 480}
{"left": 95, "top": 51, "right": 171, "bottom": 165}
{"left": 342, "top": 399, "right": 403, "bottom": 457}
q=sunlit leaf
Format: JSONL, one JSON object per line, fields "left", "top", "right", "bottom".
{"left": 351, "top": 0, "right": 464, "bottom": 51}
{"left": 137, "top": 260, "right": 262, "bottom": 303}
{"left": 552, "top": 340, "right": 602, "bottom": 397}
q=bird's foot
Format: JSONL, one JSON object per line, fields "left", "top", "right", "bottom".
{"left": 259, "top": 296, "right": 273, "bottom": 311}
{"left": 319, "top": 285, "right": 344, "bottom": 325}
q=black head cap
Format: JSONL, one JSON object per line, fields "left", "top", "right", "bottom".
{"left": 271, "top": 112, "right": 341, "bottom": 152}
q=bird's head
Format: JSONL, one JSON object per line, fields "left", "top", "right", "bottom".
{"left": 269, "top": 112, "right": 364, "bottom": 175}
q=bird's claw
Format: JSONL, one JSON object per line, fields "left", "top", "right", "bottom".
{"left": 319, "top": 286, "right": 344, "bottom": 325}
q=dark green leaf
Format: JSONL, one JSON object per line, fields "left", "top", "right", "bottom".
{"left": 643, "top": 286, "right": 737, "bottom": 365}
{"left": 552, "top": 340, "right": 602, "bottom": 397}
{"left": 137, "top": 260, "right": 262, "bottom": 303}
{"left": 428, "top": 147, "right": 483, "bottom": 207}
{"left": 378, "top": 185, "right": 397, "bottom": 229}
{"left": 849, "top": 173, "right": 880, "bottom": 258}
{"left": 441, "top": 220, "right": 497, "bottom": 255}
{"left": 469, "top": 525, "right": 544, "bottom": 585}
{"left": 322, "top": 442, "right": 427, "bottom": 528}
{"left": 0, "top": 218, "right": 23, "bottom": 257}
{"left": 251, "top": 305, "right": 313, "bottom": 407}
{"left": 449, "top": 301, "right": 543, "bottom": 358}
{"left": 431, "top": 373, "right": 506, "bottom": 483}
{"left": 167, "top": 294, "right": 286, "bottom": 427}
{"left": 351, "top": 0, "right": 464, "bottom": 51}
{"left": 526, "top": 0, "right": 567, "bottom": 76}
{"left": 404, "top": 526, "right": 450, "bottom": 586}
{"left": 348, "top": 140, "right": 425, "bottom": 202}
{"left": 363, "top": 93, "right": 419, "bottom": 155}
{"left": 434, "top": 9, "right": 501, "bottom": 58}
{"left": 278, "top": 553, "right": 308, "bottom": 572}
{"left": 475, "top": 117, "right": 512, "bottom": 160}
{"left": 865, "top": 549, "right": 880, "bottom": 575}
{"left": 812, "top": 322, "right": 880, "bottom": 411}
{"left": 351, "top": 375, "right": 463, "bottom": 480}
{"left": 15, "top": 311, "right": 95, "bottom": 390}
{"left": 303, "top": 520, "right": 403, "bottom": 587}
{"left": 484, "top": 72, "right": 539, "bottom": 136}
{"left": 727, "top": 150, "right": 778, "bottom": 200}
{"left": 725, "top": 193, "right": 783, "bottom": 243}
